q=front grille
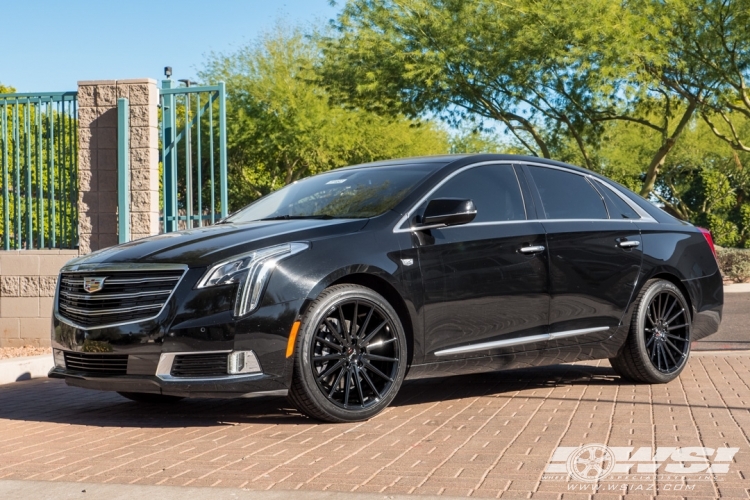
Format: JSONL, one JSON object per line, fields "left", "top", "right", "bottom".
{"left": 171, "top": 353, "right": 228, "bottom": 378}
{"left": 64, "top": 352, "right": 129, "bottom": 375}
{"left": 57, "top": 269, "right": 184, "bottom": 327}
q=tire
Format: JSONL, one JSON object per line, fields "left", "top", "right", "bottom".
{"left": 609, "top": 279, "right": 692, "bottom": 383}
{"left": 118, "top": 392, "right": 185, "bottom": 404}
{"left": 288, "top": 284, "right": 408, "bottom": 423}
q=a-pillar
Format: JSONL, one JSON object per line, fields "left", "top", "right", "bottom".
{"left": 77, "top": 79, "right": 160, "bottom": 253}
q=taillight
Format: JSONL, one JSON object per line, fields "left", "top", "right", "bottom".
{"left": 696, "top": 227, "right": 717, "bottom": 260}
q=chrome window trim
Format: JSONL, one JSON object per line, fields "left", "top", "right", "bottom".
{"left": 155, "top": 350, "right": 264, "bottom": 382}
{"left": 54, "top": 263, "right": 189, "bottom": 331}
{"left": 433, "top": 326, "right": 609, "bottom": 357}
{"left": 393, "top": 160, "right": 656, "bottom": 233}
{"left": 393, "top": 161, "right": 525, "bottom": 234}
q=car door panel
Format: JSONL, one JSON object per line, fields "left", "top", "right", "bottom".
{"left": 420, "top": 221, "right": 550, "bottom": 360}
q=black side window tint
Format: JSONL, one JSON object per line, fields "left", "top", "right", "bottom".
{"left": 594, "top": 180, "right": 640, "bottom": 219}
{"left": 527, "top": 167, "right": 608, "bottom": 220}
{"left": 429, "top": 165, "right": 526, "bottom": 223}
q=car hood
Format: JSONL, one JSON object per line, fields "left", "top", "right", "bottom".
{"left": 67, "top": 219, "right": 370, "bottom": 268}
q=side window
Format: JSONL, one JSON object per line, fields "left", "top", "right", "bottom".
{"left": 527, "top": 166, "right": 608, "bottom": 220}
{"left": 593, "top": 180, "right": 640, "bottom": 219}
{"left": 427, "top": 165, "right": 526, "bottom": 223}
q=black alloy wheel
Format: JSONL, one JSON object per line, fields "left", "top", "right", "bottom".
{"left": 643, "top": 290, "right": 690, "bottom": 373}
{"left": 609, "top": 279, "right": 692, "bottom": 383}
{"left": 289, "top": 284, "right": 408, "bottom": 422}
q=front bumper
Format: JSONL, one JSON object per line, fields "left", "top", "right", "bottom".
{"left": 48, "top": 365, "right": 288, "bottom": 398}
{"left": 51, "top": 266, "right": 305, "bottom": 397}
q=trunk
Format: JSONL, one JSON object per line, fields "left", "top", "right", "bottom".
{"left": 639, "top": 102, "right": 697, "bottom": 197}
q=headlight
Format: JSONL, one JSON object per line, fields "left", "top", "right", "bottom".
{"left": 197, "top": 242, "right": 309, "bottom": 317}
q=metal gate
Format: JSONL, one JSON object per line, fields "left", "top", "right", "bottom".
{"left": 0, "top": 91, "right": 78, "bottom": 249}
{"left": 159, "top": 81, "right": 227, "bottom": 233}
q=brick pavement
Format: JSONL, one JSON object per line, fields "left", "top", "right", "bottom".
{"left": 0, "top": 353, "right": 749, "bottom": 498}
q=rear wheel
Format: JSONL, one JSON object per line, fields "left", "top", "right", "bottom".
{"left": 288, "top": 284, "right": 408, "bottom": 423}
{"left": 118, "top": 392, "right": 184, "bottom": 404}
{"left": 610, "top": 279, "right": 691, "bottom": 383}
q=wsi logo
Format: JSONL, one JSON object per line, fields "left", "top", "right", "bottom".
{"left": 545, "top": 444, "right": 739, "bottom": 482}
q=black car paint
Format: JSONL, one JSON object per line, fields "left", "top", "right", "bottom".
{"left": 50, "top": 154, "right": 723, "bottom": 396}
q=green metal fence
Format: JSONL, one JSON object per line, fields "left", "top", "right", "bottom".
{"left": 160, "top": 81, "right": 227, "bottom": 233}
{"left": 0, "top": 92, "right": 78, "bottom": 249}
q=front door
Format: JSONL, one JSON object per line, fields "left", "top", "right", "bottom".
{"left": 522, "top": 165, "right": 643, "bottom": 348}
{"left": 417, "top": 164, "right": 551, "bottom": 361}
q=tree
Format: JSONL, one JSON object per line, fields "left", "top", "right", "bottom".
{"left": 320, "top": 0, "right": 742, "bottom": 198}
{"left": 198, "top": 26, "right": 449, "bottom": 209}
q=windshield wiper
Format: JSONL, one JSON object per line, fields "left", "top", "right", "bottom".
{"left": 257, "top": 214, "right": 337, "bottom": 221}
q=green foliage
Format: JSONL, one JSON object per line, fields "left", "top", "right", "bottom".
{"left": 199, "top": 26, "right": 449, "bottom": 210}
{"left": 717, "top": 246, "right": 750, "bottom": 282}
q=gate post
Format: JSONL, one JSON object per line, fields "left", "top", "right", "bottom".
{"left": 77, "top": 79, "right": 160, "bottom": 253}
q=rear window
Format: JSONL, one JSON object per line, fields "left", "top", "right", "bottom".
{"left": 527, "top": 166, "right": 608, "bottom": 220}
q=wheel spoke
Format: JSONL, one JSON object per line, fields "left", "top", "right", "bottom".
{"left": 656, "top": 344, "right": 663, "bottom": 370}
{"left": 363, "top": 353, "right": 398, "bottom": 363}
{"left": 317, "top": 359, "right": 345, "bottom": 381}
{"left": 663, "top": 340, "right": 678, "bottom": 367}
{"left": 324, "top": 319, "right": 347, "bottom": 347}
{"left": 667, "top": 324, "right": 688, "bottom": 331}
{"left": 360, "top": 368, "right": 381, "bottom": 399}
{"left": 665, "top": 332, "right": 686, "bottom": 342}
{"left": 313, "top": 353, "right": 346, "bottom": 362}
{"left": 664, "top": 337, "right": 684, "bottom": 355}
{"left": 354, "top": 365, "right": 366, "bottom": 407}
{"left": 328, "top": 365, "right": 346, "bottom": 398}
{"left": 343, "top": 369, "right": 351, "bottom": 406}
{"left": 662, "top": 297, "right": 678, "bottom": 324}
{"left": 338, "top": 306, "right": 350, "bottom": 344}
{"left": 666, "top": 308, "right": 685, "bottom": 325}
{"left": 358, "top": 307, "right": 374, "bottom": 343}
{"left": 315, "top": 335, "right": 343, "bottom": 352}
{"left": 367, "top": 337, "right": 397, "bottom": 349}
{"left": 363, "top": 360, "right": 392, "bottom": 382}
{"left": 361, "top": 320, "right": 388, "bottom": 346}
{"left": 351, "top": 301, "right": 359, "bottom": 340}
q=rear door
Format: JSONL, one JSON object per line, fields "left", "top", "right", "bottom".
{"left": 416, "top": 163, "right": 551, "bottom": 361}
{"left": 522, "top": 165, "right": 643, "bottom": 348}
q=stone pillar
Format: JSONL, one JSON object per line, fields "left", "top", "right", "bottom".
{"left": 77, "top": 79, "right": 160, "bottom": 253}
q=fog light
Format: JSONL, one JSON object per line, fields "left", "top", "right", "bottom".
{"left": 53, "top": 349, "right": 66, "bottom": 369}
{"left": 227, "top": 351, "right": 261, "bottom": 375}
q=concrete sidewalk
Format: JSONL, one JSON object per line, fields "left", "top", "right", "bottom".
{"left": 0, "top": 352, "right": 749, "bottom": 498}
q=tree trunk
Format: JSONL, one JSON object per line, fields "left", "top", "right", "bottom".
{"left": 639, "top": 102, "right": 697, "bottom": 197}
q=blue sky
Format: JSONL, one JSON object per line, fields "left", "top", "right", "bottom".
{"left": 0, "top": 0, "right": 341, "bottom": 92}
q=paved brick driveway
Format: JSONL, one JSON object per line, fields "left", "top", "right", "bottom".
{"left": 1, "top": 352, "right": 749, "bottom": 498}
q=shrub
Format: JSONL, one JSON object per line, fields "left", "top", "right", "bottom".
{"left": 716, "top": 246, "right": 750, "bottom": 283}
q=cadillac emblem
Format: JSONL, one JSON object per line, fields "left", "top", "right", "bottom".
{"left": 83, "top": 277, "right": 106, "bottom": 293}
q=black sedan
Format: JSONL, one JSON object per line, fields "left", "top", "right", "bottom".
{"left": 50, "top": 154, "right": 723, "bottom": 422}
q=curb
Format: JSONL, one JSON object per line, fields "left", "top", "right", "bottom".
{"left": 0, "top": 354, "right": 53, "bottom": 385}
{"left": 724, "top": 283, "right": 750, "bottom": 293}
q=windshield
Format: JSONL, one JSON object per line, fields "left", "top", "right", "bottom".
{"left": 225, "top": 164, "right": 437, "bottom": 223}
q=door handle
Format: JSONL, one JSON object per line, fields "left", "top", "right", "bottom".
{"left": 618, "top": 240, "right": 640, "bottom": 248}
{"left": 520, "top": 245, "right": 546, "bottom": 254}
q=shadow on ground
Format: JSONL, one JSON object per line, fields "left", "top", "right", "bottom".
{"left": 0, "top": 362, "right": 660, "bottom": 430}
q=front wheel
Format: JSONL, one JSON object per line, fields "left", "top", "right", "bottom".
{"left": 288, "top": 284, "right": 408, "bottom": 423}
{"left": 610, "top": 279, "right": 692, "bottom": 383}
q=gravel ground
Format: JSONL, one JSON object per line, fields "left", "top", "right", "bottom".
{"left": 0, "top": 346, "right": 52, "bottom": 360}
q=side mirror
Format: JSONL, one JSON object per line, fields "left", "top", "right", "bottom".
{"left": 419, "top": 198, "right": 477, "bottom": 229}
